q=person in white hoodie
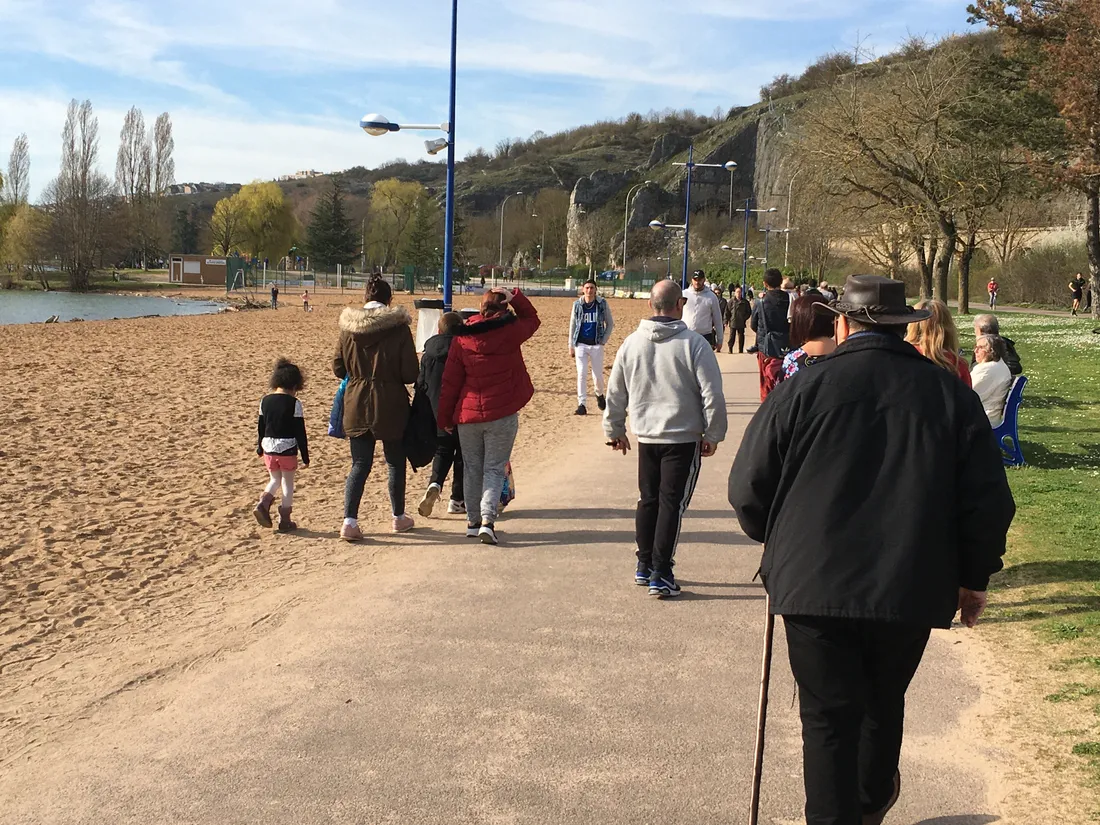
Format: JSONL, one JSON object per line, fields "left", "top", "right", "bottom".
{"left": 682, "top": 269, "right": 725, "bottom": 351}
{"left": 603, "top": 279, "right": 728, "bottom": 598}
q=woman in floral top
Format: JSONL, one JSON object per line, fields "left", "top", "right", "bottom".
{"left": 781, "top": 293, "right": 837, "bottom": 381}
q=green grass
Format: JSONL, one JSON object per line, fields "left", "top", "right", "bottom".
{"left": 958, "top": 312, "right": 1100, "bottom": 777}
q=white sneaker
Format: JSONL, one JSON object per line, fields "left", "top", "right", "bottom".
{"left": 478, "top": 524, "right": 498, "bottom": 545}
{"left": 447, "top": 499, "right": 466, "bottom": 514}
{"left": 465, "top": 523, "right": 480, "bottom": 538}
{"left": 418, "top": 483, "right": 442, "bottom": 517}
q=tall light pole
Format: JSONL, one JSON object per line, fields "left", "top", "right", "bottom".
{"left": 359, "top": 3, "right": 460, "bottom": 308}
{"left": 498, "top": 190, "right": 523, "bottom": 275}
{"left": 657, "top": 254, "right": 672, "bottom": 279}
{"left": 652, "top": 148, "right": 737, "bottom": 288}
{"left": 734, "top": 200, "right": 778, "bottom": 291}
{"left": 531, "top": 212, "right": 545, "bottom": 272}
{"left": 622, "top": 179, "right": 652, "bottom": 275}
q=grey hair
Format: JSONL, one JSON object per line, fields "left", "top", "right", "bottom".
{"left": 976, "top": 334, "right": 1006, "bottom": 361}
{"left": 974, "top": 314, "right": 1000, "bottom": 335}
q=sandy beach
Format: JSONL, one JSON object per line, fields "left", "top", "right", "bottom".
{"left": 0, "top": 291, "right": 662, "bottom": 764}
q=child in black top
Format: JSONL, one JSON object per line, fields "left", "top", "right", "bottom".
{"left": 254, "top": 358, "right": 309, "bottom": 532}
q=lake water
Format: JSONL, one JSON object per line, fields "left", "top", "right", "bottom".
{"left": 0, "top": 291, "right": 223, "bottom": 325}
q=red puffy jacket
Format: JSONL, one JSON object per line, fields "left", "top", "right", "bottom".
{"left": 437, "top": 290, "right": 541, "bottom": 429}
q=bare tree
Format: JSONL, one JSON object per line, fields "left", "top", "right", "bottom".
{"left": 116, "top": 107, "right": 145, "bottom": 203}
{"left": 4, "top": 134, "right": 30, "bottom": 205}
{"left": 852, "top": 219, "right": 914, "bottom": 280}
{"left": 47, "top": 99, "right": 113, "bottom": 291}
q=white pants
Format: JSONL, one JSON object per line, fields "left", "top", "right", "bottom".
{"left": 575, "top": 343, "right": 605, "bottom": 405}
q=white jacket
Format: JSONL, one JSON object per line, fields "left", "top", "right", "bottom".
{"left": 682, "top": 286, "right": 724, "bottom": 348}
{"left": 603, "top": 318, "right": 727, "bottom": 445}
{"left": 971, "top": 359, "right": 1013, "bottom": 426}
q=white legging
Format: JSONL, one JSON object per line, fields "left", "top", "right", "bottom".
{"left": 264, "top": 469, "right": 295, "bottom": 507}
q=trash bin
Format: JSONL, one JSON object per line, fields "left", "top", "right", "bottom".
{"left": 414, "top": 299, "right": 445, "bottom": 354}
{"left": 564, "top": 278, "right": 575, "bottom": 292}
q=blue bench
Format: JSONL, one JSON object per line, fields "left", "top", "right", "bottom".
{"left": 993, "top": 375, "right": 1028, "bottom": 467}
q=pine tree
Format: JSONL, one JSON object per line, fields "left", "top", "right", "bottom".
{"left": 401, "top": 197, "right": 441, "bottom": 274}
{"left": 450, "top": 208, "right": 469, "bottom": 280}
{"left": 305, "top": 178, "right": 359, "bottom": 271}
{"left": 172, "top": 207, "right": 199, "bottom": 254}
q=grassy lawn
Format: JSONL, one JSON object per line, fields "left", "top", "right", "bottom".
{"left": 958, "top": 313, "right": 1100, "bottom": 786}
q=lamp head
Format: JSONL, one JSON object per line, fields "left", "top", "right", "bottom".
{"left": 721, "top": 245, "right": 732, "bottom": 251}
{"left": 649, "top": 220, "right": 665, "bottom": 230}
{"left": 424, "top": 137, "right": 450, "bottom": 156}
{"left": 360, "top": 113, "right": 397, "bottom": 136}
{"left": 723, "top": 161, "right": 738, "bottom": 172}
{"left": 767, "top": 207, "right": 778, "bottom": 213}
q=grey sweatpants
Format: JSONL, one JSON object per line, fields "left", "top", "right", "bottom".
{"left": 458, "top": 414, "right": 519, "bottom": 525}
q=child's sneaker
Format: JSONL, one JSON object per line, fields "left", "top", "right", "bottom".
{"left": 392, "top": 514, "right": 415, "bottom": 533}
{"left": 466, "top": 522, "right": 480, "bottom": 538}
{"left": 478, "top": 523, "right": 498, "bottom": 545}
{"left": 418, "top": 483, "right": 442, "bottom": 517}
{"left": 648, "top": 574, "right": 681, "bottom": 598}
{"left": 635, "top": 564, "right": 651, "bottom": 586}
{"left": 447, "top": 499, "right": 466, "bottom": 514}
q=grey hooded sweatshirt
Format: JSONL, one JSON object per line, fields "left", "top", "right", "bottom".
{"left": 603, "top": 317, "right": 728, "bottom": 445}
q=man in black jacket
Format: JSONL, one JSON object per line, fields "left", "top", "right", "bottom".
{"left": 416, "top": 312, "right": 466, "bottom": 517}
{"left": 749, "top": 268, "right": 790, "bottom": 400}
{"left": 729, "top": 275, "right": 1015, "bottom": 825}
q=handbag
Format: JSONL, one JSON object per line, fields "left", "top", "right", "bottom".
{"left": 499, "top": 462, "right": 516, "bottom": 509}
{"left": 327, "top": 376, "right": 349, "bottom": 439}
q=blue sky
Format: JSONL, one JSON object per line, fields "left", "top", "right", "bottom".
{"left": 0, "top": 0, "right": 974, "bottom": 201}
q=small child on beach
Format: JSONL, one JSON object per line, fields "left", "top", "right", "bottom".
{"left": 302, "top": 290, "right": 311, "bottom": 312}
{"left": 254, "top": 358, "right": 310, "bottom": 532}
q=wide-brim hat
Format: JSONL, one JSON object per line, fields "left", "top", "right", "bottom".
{"left": 814, "top": 275, "right": 931, "bottom": 326}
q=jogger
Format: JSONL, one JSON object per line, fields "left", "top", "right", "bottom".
{"left": 458, "top": 413, "right": 519, "bottom": 526}
{"left": 635, "top": 442, "right": 702, "bottom": 578}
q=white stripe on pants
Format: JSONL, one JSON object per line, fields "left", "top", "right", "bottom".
{"left": 575, "top": 343, "right": 605, "bottom": 405}
{"left": 458, "top": 414, "right": 519, "bottom": 525}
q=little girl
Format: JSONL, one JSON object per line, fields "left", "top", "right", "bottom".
{"left": 254, "top": 358, "right": 310, "bottom": 532}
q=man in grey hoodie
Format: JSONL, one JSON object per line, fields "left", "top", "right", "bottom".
{"left": 603, "top": 279, "right": 728, "bottom": 598}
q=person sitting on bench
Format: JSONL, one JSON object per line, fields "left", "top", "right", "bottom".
{"left": 972, "top": 334, "right": 1014, "bottom": 427}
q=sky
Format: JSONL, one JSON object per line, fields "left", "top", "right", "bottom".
{"left": 0, "top": 0, "right": 976, "bottom": 201}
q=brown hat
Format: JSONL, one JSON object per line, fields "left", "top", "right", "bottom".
{"left": 815, "top": 275, "right": 931, "bottom": 326}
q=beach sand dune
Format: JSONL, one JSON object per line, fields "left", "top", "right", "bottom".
{"left": 0, "top": 290, "right": 666, "bottom": 763}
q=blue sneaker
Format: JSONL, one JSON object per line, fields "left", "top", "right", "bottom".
{"left": 635, "top": 564, "right": 651, "bottom": 586}
{"left": 648, "top": 574, "right": 681, "bottom": 598}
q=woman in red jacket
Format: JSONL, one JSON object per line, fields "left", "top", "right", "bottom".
{"left": 437, "top": 287, "right": 540, "bottom": 545}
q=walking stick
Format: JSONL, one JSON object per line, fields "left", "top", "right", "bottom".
{"left": 749, "top": 594, "right": 775, "bottom": 825}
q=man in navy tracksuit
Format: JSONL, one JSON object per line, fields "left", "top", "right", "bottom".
{"left": 568, "top": 279, "right": 615, "bottom": 416}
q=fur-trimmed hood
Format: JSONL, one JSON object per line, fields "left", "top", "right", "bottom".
{"left": 338, "top": 304, "right": 412, "bottom": 338}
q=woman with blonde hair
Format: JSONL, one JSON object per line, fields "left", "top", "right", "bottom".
{"left": 905, "top": 299, "right": 972, "bottom": 387}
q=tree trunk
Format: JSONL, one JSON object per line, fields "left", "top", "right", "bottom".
{"left": 912, "top": 235, "right": 936, "bottom": 300}
{"left": 1087, "top": 179, "right": 1100, "bottom": 320}
{"left": 69, "top": 267, "right": 91, "bottom": 292}
{"left": 934, "top": 220, "right": 957, "bottom": 304}
{"left": 958, "top": 232, "right": 977, "bottom": 317}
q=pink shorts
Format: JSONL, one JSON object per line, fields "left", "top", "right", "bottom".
{"left": 263, "top": 454, "right": 298, "bottom": 472}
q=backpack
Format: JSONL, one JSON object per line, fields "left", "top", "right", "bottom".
{"left": 403, "top": 385, "right": 438, "bottom": 471}
{"left": 327, "top": 376, "right": 349, "bottom": 439}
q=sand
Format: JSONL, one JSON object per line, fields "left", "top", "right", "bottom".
{"left": 0, "top": 291, "right": 655, "bottom": 765}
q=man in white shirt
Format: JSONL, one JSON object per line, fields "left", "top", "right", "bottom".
{"left": 682, "top": 269, "right": 724, "bottom": 351}
{"left": 971, "top": 334, "right": 1014, "bottom": 426}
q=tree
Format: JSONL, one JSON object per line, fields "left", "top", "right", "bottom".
{"left": 236, "top": 181, "right": 297, "bottom": 262}
{"left": 210, "top": 195, "right": 245, "bottom": 256}
{"left": 0, "top": 203, "right": 49, "bottom": 287}
{"left": 852, "top": 219, "right": 914, "bottom": 281}
{"left": 968, "top": 0, "right": 1100, "bottom": 317}
{"left": 401, "top": 196, "right": 442, "bottom": 274}
{"left": 571, "top": 206, "right": 618, "bottom": 275}
{"left": 4, "top": 134, "right": 30, "bottom": 206}
{"left": 303, "top": 177, "right": 359, "bottom": 271}
{"left": 450, "top": 208, "right": 470, "bottom": 278}
{"left": 45, "top": 99, "right": 113, "bottom": 291}
{"left": 172, "top": 207, "right": 200, "bottom": 254}
{"left": 115, "top": 106, "right": 148, "bottom": 268}
{"left": 366, "top": 178, "right": 424, "bottom": 270}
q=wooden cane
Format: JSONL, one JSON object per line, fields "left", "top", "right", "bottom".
{"left": 749, "top": 595, "right": 775, "bottom": 825}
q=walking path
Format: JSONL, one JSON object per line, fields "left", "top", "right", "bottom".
{"left": 2, "top": 356, "right": 1009, "bottom": 825}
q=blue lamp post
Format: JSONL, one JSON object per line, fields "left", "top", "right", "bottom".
{"left": 650, "top": 146, "right": 737, "bottom": 288}
{"left": 360, "top": 0, "right": 460, "bottom": 310}
{"left": 734, "top": 200, "right": 778, "bottom": 291}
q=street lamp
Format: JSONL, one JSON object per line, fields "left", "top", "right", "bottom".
{"left": 662, "top": 147, "right": 738, "bottom": 289}
{"left": 622, "top": 180, "right": 652, "bottom": 275}
{"left": 531, "top": 212, "right": 545, "bottom": 273}
{"left": 734, "top": 201, "right": 778, "bottom": 291}
{"left": 656, "top": 254, "right": 672, "bottom": 279}
{"left": 357, "top": 1, "right": 460, "bottom": 310}
{"left": 759, "top": 227, "right": 790, "bottom": 269}
{"left": 499, "top": 190, "right": 523, "bottom": 275}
